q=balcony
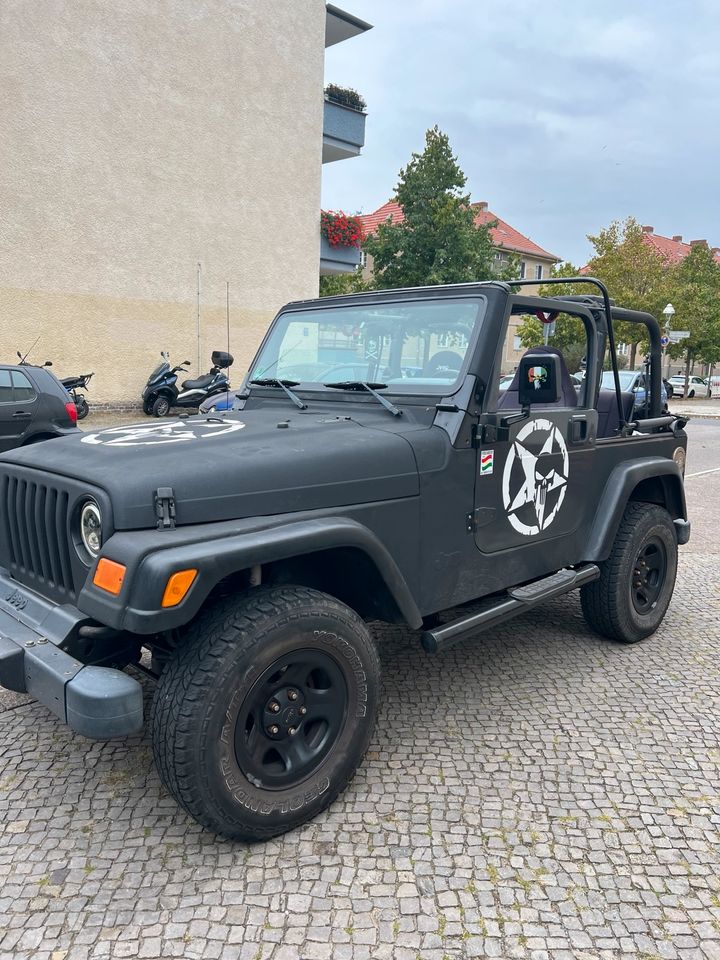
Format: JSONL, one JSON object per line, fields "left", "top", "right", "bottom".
{"left": 319, "top": 234, "right": 361, "bottom": 276}
{"left": 322, "top": 93, "right": 366, "bottom": 164}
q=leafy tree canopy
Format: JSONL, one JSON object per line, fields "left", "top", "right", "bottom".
{"left": 319, "top": 270, "right": 369, "bottom": 298}
{"left": 665, "top": 242, "right": 720, "bottom": 367}
{"left": 364, "top": 126, "right": 506, "bottom": 289}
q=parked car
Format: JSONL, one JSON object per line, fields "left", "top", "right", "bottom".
{"left": 0, "top": 363, "right": 77, "bottom": 452}
{"left": 668, "top": 374, "right": 710, "bottom": 399}
{"left": 600, "top": 369, "right": 667, "bottom": 417}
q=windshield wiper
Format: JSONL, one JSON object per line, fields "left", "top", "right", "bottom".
{"left": 249, "top": 378, "right": 307, "bottom": 410}
{"left": 324, "top": 381, "right": 402, "bottom": 417}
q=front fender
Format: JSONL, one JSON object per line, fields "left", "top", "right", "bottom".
{"left": 583, "top": 457, "right": 687, "bottom": 562}
{"left": 78, "top": 515, "right": 423, "bottom": 633}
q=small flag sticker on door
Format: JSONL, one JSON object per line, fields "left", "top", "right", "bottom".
{"left": 480, "top": 450, "right": 494, "bottom": 475}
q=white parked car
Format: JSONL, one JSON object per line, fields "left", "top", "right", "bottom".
{"left": 668, "top": 375, "right": 710, "bottom": 399}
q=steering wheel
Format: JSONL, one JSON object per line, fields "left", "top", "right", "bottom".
{"left": 423, "top": 351, "right": 462, "bottom": 377}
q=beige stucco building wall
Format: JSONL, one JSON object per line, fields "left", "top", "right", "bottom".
{"left": 0, "top": 0, "right": 327, "bottom": 403}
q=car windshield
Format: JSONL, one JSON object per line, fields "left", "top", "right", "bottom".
{"left": 601, "top": 371, "right": 637, "bottom": 390}
{"left": 251, "top": 297, "right": 486, "bottom": 394}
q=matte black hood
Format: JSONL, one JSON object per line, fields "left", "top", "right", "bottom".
{"left": 2, "top": 411, "right": 420, "bottom": 529}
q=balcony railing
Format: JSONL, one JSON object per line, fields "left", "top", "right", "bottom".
{"left": 319, "top": 233, "right": 362, "bottom": 276}
{"left": 322, "top": 96, "right": 367, "bottom": 163}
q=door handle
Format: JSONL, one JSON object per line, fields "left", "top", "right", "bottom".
{"left": 12, "top": 412, "right": 31, "bottom": 419}
{"left": 570, "top": 416, "right": 588, "bottom": 443}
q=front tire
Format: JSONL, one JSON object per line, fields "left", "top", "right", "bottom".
{"left": 152, "top": 395, "right": 171, "bottom": 417}
{"left": 581, "top": 502, "right": 678, "bottom": 643}
{"left": 150, "top": 586, "right": 380, "bottom": 841}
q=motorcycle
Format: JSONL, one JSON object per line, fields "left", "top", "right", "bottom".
{"left": 60, "top": 372, "right": 93, "bottom": 421}
{"left": 142, "top": 350, "right": 234, "bottom": 417}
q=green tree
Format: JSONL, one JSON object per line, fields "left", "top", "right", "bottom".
{"left": 364, "top": 126, "right": 499, "bottom": 289}
{"left": 516, "top": 262, "right": 586, "bottom": 366}
{"left": 665, "top": 243, "right": 720, "bottom": 391}
{"left": 584, "top": 217, "right": 670, "bottom": 368}
{"left": 319, "top": 270, "right": 369, "bottom": 298}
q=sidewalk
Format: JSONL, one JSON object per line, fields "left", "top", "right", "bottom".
{"left": 669, "top": 396, "right": 720, "bottom": 419}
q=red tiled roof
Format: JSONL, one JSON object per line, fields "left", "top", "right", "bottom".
{"left": 581, "top": 229, "right": 720, "bottom": 272}
{"left": 642, "top": 229, "right": 720, "bottom": 265}
{"left": 358, "top": 200, "right": 561, "bottom": 262}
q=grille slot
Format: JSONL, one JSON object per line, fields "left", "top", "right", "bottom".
{"left": 1, "top": 474, "right": 75, "bottom": 596}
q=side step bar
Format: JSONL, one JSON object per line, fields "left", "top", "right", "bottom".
{"left": 421, "top": 564, "right": 600, "bottom": 654}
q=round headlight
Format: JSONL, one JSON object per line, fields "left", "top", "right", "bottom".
{"left": 80, "top": 501, "right": 103, "bottom": 558}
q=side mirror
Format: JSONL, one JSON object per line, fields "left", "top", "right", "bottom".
{"left": 44, "top": 360, "right": 53, "bottom": 367}
{"left": 183, "top": 359, "right": 192, "bottom": 366}
{"left": 16, "top": 351, "right": 22, "bottom": 360}
{"left": 517, "top": 353, "right": 561, "bottom": 407}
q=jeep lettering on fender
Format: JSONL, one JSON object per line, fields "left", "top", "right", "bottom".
{"left": 0, "top": 277, "right": 689, "bottom": 840}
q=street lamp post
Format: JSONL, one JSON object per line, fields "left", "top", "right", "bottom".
{"left": 662, "top": 303, "right": 675, "bottom": 379}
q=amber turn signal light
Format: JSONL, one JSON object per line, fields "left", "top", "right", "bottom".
{"left": 162, "top": 569, "right": 198, "bottom": 608}
{"left": 92, "top": 558, "right": 126, "bottom": 595}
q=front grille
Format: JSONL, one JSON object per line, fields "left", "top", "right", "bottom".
{"left": 0, "top": 474, "right": 76, "bottom": 597}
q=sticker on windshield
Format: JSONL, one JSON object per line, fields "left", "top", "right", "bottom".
{"left": 480, "top": 450, "right": 494, "bottom": 475}
{"left": 81, "top": 419, "right": 245, "bottom": 447}
{"left": 501, "top": 418, "right": 569, "bottom": 536}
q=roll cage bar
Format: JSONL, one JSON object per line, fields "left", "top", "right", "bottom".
{"left": 507, "top": 276, "right": 664, "bottom": 428}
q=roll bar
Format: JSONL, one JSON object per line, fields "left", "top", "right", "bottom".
{"left": 507, "top": 276, "right": 663, "bottom": 426}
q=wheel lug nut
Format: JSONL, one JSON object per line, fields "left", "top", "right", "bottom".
{"left": 268, "top": 725, "right": 279, "bottom": 735}
{"left": 299, "top": 706, "right": 307, "bottom": 716}
{"left": 288, "top": 727, "right": 297, "bottom": 736}
{"left": 269, "top": 701, "right": 280, "bottom": 713}
{"left": 288, "top": 689, "right": 298, "bottom": 701}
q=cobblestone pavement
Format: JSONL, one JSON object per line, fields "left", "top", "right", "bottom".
{"left": 0, "top": 427, "right": 719, "bottom": 960}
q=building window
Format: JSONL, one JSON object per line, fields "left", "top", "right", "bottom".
{"left": 535, "top": 264, "right": 543, "bottom": 280}
{"left": 519, "top": 261, "right": 526, "bottom": 279}
{"left": 513, "top": 335, "right": 522, "bottom": 351}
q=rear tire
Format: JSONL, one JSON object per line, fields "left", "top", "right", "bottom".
{"left": 689, "top": 389, "right": 695, "bottom": 399}
{"left": 151, "top": 586, "right": 380, "bottom": 841}
{"left": 581, "top": 502, "right": 677, "bottom": 643}
{"left": 152, "top": 395, "right": 171, "bottom": 417}
{"left": 76, "top": 397, "right": 89, "bottom": 420}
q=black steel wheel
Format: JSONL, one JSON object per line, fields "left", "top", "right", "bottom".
{"left": 236, "top": 649, "right": 347, "bottom": 791}
{"left": 631, "top": 537, "right": 667, "bottom": 615}
{"left": 151, "top": 586, "right": 380, "bottom": 841}
{"left": 581, "top": 502, "right": 678, "bottom": 643}
{"left": 152, "top": 395, "right": 171, "bottom": 417}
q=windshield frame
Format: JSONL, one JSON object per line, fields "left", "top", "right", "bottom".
{"left": 247, "top": 293, "right": 489, "bottom": 400}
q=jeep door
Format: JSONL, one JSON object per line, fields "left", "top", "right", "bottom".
{"left": 472, "top": 301, "right": 603, "bottom": 586}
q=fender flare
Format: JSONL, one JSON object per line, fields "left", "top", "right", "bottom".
{"left": 78, "top": 516, "right": 423, "bottom": 633}
{"left": 583, "top": 457, "right": 687, "bottom": 562}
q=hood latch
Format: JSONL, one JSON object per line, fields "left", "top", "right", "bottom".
{"left": 154, "top": 487, "right": 177, "bottom": 530}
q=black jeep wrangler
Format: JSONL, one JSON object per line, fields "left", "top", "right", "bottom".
{"left": 0, "top": 278, "right": 689, "bottom": 840}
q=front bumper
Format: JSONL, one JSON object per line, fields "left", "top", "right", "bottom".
{"left": 0, "top": 573, "right": 143, "bottom": 739}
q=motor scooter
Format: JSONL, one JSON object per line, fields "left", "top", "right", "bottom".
{"left": 60, "top": 372, "right": 93, "bottom": 420}
{"left": 142, "top": 351, "right": 233, "bottom": 416}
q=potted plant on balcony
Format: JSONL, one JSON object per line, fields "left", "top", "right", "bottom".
{"left": 324, "top": 84, "right": 367, "bottom": 113}
{"left": 321, "top": 211, "right": 364, "bottom": 249}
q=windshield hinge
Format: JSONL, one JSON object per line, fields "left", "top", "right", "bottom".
{"left": 473, "top": 422, "right": 510, "bottom": 446}
{"left": 154, "top": 487, "right": 176, "bottom": 530}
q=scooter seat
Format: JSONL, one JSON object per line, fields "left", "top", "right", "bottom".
{"left": 182, "top": 374, "right": 215, "bottom": 391}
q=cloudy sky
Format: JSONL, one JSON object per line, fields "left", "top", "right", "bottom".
{"left": 321, "top": 0, "right": 720, "bottom": 265}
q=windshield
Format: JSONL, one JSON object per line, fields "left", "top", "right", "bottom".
{"left": 251, "top": 298, "right": 485, "bottom": 394}
{"left": 601, "top": 370, "right": 637, "bottom": 390}
{"left": 149, "top": 361, "right": 169, "bottom": 380}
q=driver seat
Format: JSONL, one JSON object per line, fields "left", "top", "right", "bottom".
{"left": 182, "top": 372, "right": 216, "bottom": 391}
{"left": 497, "top": 345, "right": 578, "bottom": 409}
